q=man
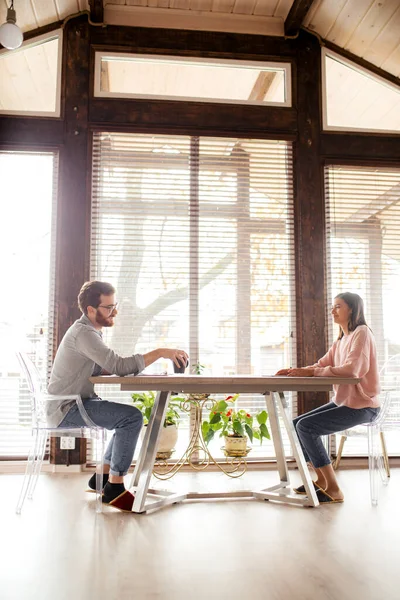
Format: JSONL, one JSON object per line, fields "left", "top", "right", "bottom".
{"left": 48, "top": 280, "right": 188, "bottom": 510}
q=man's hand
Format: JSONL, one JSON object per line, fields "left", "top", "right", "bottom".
{"left": 161, "top": 348, "right": 189, "bottom": 369}
{"left": 143, "top": 348, "right": 189, "bottom": 369}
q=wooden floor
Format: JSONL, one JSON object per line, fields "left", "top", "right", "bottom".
{"left": 1, "top": 468, "right": 399, "bottom": 600}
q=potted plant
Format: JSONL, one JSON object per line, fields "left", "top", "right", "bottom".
{"left": 201, "top": 395, "right": 270, "bottom": 457}
{"left": 132, "top": 391, "right": 184, "bottom": 459}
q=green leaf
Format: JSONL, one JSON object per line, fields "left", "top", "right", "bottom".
{"left": 202, "top": 421, "right": 210, "bottom": 438}
{"left": 172, "top": 396, "right": 185, "bottom": 403}
{"left": 245, "top": 424, "right": 253, "bottom": 443}
{"left": 253, "top": 429, "right": 260, "bottom": 440}
{"left": 233, "top": 420, "right": 244, "bottom": 436}
{"left": 210, "top": 413, "right": 221, "bottom": 425}
{"left": 260, "top": 423, "right": 270, "bottom": 440}
{"left": 214, "top": 401, "right": 228, "bottom": 413}
{"left": 257, "top": 410, "right": 268, "bottom": 425}
{"left": 220, "top": 423, "right": 229, "bottom": 437}
{"left": 204, "top": 429, "right": 215, "bottom": 444}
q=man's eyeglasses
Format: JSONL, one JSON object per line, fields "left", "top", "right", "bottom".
{"left": 97, "top": 303, "right": 118, "bottom": 315}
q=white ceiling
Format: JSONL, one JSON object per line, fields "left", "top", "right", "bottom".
{"left": 1, "top": 0, "right": 399, "bottom": 79}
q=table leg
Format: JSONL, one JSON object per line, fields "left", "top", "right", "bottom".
{"left": 129, "top": 390, "right": 187, "bottom": 513}
{"left": 265, "top": 392, "right": 289, "bottom": 485}
{"left": 252, "top": 391, "right": 319, "bottom": 507}
{"left": 276, "top": 392, "right": 319, "bottom": 507}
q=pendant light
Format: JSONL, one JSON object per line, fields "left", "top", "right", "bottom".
{"left": 0, "top": 1, "right": 23, "bottom": 51}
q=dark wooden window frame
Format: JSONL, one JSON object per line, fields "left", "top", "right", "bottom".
{"left": 1, "top": 15, "right": 399, "bottom": 463}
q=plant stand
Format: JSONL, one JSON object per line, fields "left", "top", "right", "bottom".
{"left": 151, "top": 394, "right": 250, "bottom": 480}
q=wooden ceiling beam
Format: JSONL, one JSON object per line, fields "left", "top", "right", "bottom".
{"left": 284, "top": 0, "right": 315, "bottom": 37}
{"left": 104, "top": 5, "right": 283, "bottom": 36}
{"left": 89, "top": 0, "right": 104, "bottom": 24}
{"left": 248, "top": 71, "right": 276, "bottom": 102}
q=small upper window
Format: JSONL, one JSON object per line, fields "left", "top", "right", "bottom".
{"left": 322, "top": 49, "right": 400, "bottom": 134}
{"left": 94, "top": 52, "right": 291, "bottom": 106}
{"left": 0, "top": 30, "right": 62, "bottom": 117}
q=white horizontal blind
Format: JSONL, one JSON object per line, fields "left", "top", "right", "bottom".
{"left": 0, "top": 151, "right": 58, "bottom": 458}
{"left": 91, "top": 132, "right": 296, "bottom": 461}
{"left": 325, "top": 164, "right": 400, "bottom": 456}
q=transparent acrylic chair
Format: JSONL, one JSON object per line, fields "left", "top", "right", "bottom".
{"left": 333, "top": 353, "right": 400, "bottom": 505}
{"left": 15, "top": 352, "right": 106, "bottom": 514}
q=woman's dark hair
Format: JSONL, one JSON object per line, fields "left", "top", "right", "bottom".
{"left": 78, "top": 281, "right": 115, "bottom": 315}
{"left": 334, "top": 292, "right": 368, "bottom": 339}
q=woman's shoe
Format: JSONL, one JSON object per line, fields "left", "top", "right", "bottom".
{"left": 294, "top": 481, "right": 323, "bottom": 495}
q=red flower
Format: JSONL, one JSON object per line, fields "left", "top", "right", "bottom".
{"left": 246, "top": 413, "right": 251, "bottom": 418}
{"left": 225, "top": 396, "right": 234, "bottom": 401}
{"left": 226, "top": 410, "right": 232, "bottom": 417}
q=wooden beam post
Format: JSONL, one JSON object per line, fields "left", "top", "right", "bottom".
{"left": 89, "top": 0, "right": 104, "bottom": 24}
{"left": 294, "top": 30, "right": 327, "bottom": 414}
{"left": 51, "top": 15, "right": 91, "bottom": 465}
{"left": 285, "top": 1, "right": 315, "bottom": 37}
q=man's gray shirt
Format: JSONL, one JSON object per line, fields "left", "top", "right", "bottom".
{"left": 47, "top": 315, "right": 145, "bottom": 427}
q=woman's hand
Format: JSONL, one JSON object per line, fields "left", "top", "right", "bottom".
{"left": 275, "top": 368, "right": 291, "bottom": 376}
{"left": 287, "top": 368, "right": 314, "bottom": 377}
{"left": 275, "top": 368, "right": 315, "bottom": 377}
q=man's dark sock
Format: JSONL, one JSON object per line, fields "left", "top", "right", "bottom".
{"left": 88, "top": 473, "right": 109, "bottom": 491}
{"left": 102, "top": 481, "right": 126, "bottom": 503}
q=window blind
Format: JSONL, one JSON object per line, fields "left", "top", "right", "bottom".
{"left": 0, "top": 151, "right": 58, "bottom": 458}
{"left": 90, "top": 132, "right": 296, "bottom": 461}
{"left": 325, "top": 164, "right": 400, "bottom": 456}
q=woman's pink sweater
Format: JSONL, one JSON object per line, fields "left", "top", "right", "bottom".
{"left": 309, "top": 325, "right": 380, "bottom": 409}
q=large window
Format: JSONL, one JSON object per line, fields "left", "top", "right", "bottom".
{"left": 94, "top": 53, "right": 291, "bottom": 106}
{"left": 91, "top": 132, "right": 296, "bottom": 460}
{"left": 325, "top": 164, "right": 400, "bottom": 456}
{"left": 322, "top": 49, "right": 400, "bottom": 133}
{"left": 0, "top": 31, "right": 62, "bottom": 117}
{"left": 0, "top": 151, "right": 58, "bottom": 457}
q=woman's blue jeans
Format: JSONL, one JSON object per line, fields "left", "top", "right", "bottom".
{"left": 293, "top": 401, "right": 380, "bottom": 469}
{"left": 59, "top": 398, "right": 143, "bottom": 476}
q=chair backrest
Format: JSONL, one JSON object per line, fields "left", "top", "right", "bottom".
{"left": 16, "top": 352, "right": 47, "bottom": 427}
{"left": 379, "top": 354, "right": 400, "bottom": 428}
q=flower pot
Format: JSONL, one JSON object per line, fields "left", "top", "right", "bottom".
{"left": 140, "top": 423, "right": 178, "bottom": 459}
{"left": 223, "top": 435, "right": 250, "bottom": 457}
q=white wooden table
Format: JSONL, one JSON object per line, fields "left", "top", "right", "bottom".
{"left": 90, "top": 375, "right": 359, "bottom": 513}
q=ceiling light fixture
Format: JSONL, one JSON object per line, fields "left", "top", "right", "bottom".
{"left": 0, "top": 1, "right": 23, "bottom": 50}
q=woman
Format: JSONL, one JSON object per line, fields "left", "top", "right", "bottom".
{"left": 276, "top": 292, "right": 380, "bottom": 504}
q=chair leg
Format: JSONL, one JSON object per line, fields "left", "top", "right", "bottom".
{"left": 27, "top": 431, "right": 48, "bottom": 500}
{"left": 333, "top": 435, "right": 347, "bottom": 470}
{"left": 380, "top": 431, "right": 390, "bottom": 480}
{"left": 95, "top": 429, "right": 105, "bottom": 514}
{"left": 16, "top": 430, "right": 40, "bottom": 514}
{"left": 368, "top": 426, "right": 378, "bottom": 506}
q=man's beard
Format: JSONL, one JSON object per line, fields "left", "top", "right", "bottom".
{"left": 95, "top": 311, "right": 115, "bottom": 328}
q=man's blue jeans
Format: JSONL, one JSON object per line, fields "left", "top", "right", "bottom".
{"left": 59, "top": 398, "right": 143, "bottom": 476}
{"left": 293, "top": 401, "right": 380, "bottom": 469}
